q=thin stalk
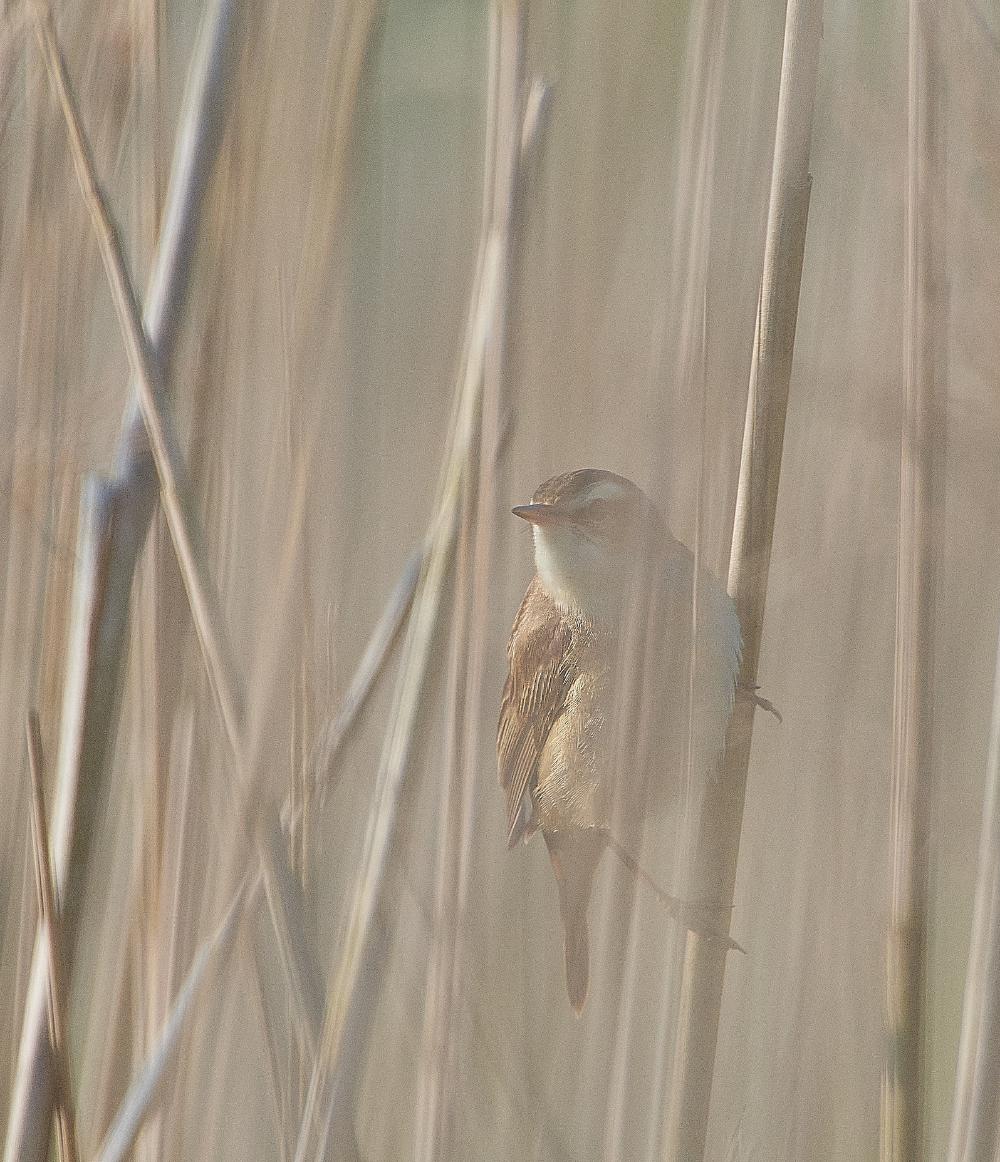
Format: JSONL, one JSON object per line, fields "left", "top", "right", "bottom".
{"left": 661, "top": 0, "right": 823, "bottom": 1157}
{"left": 606, "top": 835, "right": 740, "bottom": 952}
{"left": 6, "top": 481, "right": 122, "bottom": 1162}
{"left": 25, "top": 711, "right": 80, "bottom": 1162}
{"left": 880, "top": 0, "right": 945, "bottom": 1158}
{"left": 137, "top": 704, "right": 196, "bottom": 1162}
{"left": 308, "top": 544, "right": 422, "bottom": 805}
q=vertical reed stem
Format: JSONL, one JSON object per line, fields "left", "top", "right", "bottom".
{"left": 661, "top": 1, "right": 823, "bottom": 1156}
{"left": 880, "top": 1, "right": 944, "bottom": 1158}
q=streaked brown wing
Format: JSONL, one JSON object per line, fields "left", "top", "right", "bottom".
{"left": 497, "top": 575, "right": 575, "bottom": 848}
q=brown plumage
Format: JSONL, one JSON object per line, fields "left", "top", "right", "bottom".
{"left": 498, "top": 469, "right": 741, "bottom": 1014}
{"left": 498, "top": 575, "right": 609, "bottom": 1012}
{"left": 497, "top": 574, "right": 574, "bottom": 848}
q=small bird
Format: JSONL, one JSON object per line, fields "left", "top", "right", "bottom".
{"left": 497, "top": 469, "right": 742, "bottom": 1013}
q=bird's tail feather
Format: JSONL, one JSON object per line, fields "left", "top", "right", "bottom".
{"left": 544, "top": 828, "right": 609, "bottom": 1014}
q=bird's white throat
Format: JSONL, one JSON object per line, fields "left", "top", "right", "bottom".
{"left": 532, "top": 523, "right": 636, "bottom": 622}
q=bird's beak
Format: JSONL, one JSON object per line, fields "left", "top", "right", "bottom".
{"left": 512, "top": 503, "right": 574, "bottom": 527}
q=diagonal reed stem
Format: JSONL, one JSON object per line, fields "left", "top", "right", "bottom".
{"left": 308, "top": 545, "right": 422, "bottom": 805}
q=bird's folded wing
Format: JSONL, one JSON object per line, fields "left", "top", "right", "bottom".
{"left": 497, "top": 575, "right": 576, "bottom": 847}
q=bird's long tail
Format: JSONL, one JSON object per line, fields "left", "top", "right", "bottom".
{"left": 544, "top": 829, "right": 609, "bottom": 1014}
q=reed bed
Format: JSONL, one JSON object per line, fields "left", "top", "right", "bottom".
{"left": 1, "top": 0, "right": 998, "bottom": 1160}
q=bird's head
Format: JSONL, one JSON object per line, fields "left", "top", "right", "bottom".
{"left": 513, "top": 469, "right": 664, "bottom": 619}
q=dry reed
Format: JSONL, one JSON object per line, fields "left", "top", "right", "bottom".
{"left": 662, "top": 0, "right": 824, "bottom": 1157}
{"left": 880, "top": 0, "right": 945, "bottom": 1158}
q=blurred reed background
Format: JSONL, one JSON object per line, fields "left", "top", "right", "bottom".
{"left": 0, "top": 0, "right": 998, "bottom": 1159}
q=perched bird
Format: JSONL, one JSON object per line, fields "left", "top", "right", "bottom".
{"left": 497, "top": 468, "right": 742, "bottom": 1013}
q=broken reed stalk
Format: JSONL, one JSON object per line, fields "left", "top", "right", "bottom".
{"left": 661, "top": 0, "right": 823, "bottom": 1158}
{"left": 413, "top": 3, "right": 525, "bottom": 1158}
{"left": 4, "top": 7, "right": 241, "bottom": 1162}
{"left": 880, "top": 1, "right": 944, "bottom": 1159}
{"left": 25, "top": 712, "right": 80, "bottom": 1162}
